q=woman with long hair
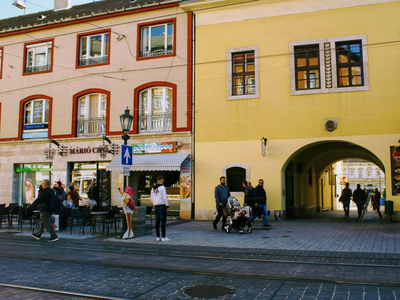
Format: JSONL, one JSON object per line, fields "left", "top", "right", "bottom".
{"left": 118, "top": 185, "right": 135, "bottom": 239}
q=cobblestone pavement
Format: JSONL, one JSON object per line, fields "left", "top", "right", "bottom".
{"left": 0, "top": 211, "right": 398, "bottom": 299}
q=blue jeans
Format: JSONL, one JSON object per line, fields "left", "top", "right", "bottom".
{"left": 155, "top": 205, "right": 167, "bottom": 238}
{"left": 248, "top": 204, "right": 269, "bottom": 226}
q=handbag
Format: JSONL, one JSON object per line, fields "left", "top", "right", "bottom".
{"left": 127, "top": 197, "right": 135, "bottom": 210}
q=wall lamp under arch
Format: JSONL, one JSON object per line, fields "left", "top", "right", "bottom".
{"left": 261, "top": 137, "right": 267, "bottom": 157}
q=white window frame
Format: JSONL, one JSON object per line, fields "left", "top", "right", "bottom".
{"left": 140, "top": 23, "right": 174, "bottom": 58}
{"left": 77, "top": 93, "right": 107, "bottom": 136}
{"left": 227, "top": 46, "right": 259, "bottom": 101}
{"left": 79, "top": 33, "right": 109, "bottom": 66}
{"left": 25, "top": 42, "right": 52, "bottom": 73}
{"left": 23, "top": 99, "right": 49, "bottom": 139}
{"left": 289, "top": 35, "right": 369, "bottom": 95}
{"left": 139, "top": 87, "right": 172, "bottom": 133}
{"left": 0, "top": 48, "right": 3, "bottom": 78}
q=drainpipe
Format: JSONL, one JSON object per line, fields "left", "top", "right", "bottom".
{"left": 191, "top": 12, "right": 196, "bottom": 220}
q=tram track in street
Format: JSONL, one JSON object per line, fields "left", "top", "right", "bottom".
{"left": 1, "top": 238, "right": 400, "bottom": 287}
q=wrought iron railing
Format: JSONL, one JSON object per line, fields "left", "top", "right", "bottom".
{"left": 25, "top": 64, "right": 51, "bottom": 73}
{"left": 79, "top": 56, "right": 108, "bottom": 66}
{"left": 139, "top": 113, "right": 172, "bottom": 133}
{"left": 140, "top": 48, "right": 173, "bottom": 58}
{"left": 77, "top": 117, "right": 106, "bottom": 136}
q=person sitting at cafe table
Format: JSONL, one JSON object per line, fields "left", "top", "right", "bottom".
{"left": 63, "top": 194, "right": 75, "bottom": 209}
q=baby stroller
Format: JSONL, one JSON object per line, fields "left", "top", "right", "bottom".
{"left": 223, "top": 197, "right": 252, "bottom": 234}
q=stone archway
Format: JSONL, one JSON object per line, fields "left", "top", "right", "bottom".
{"left": 283, "top": 141, "right": 385, "bottom": 218}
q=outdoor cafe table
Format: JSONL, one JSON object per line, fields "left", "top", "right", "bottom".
{"left": 90, "top": 211, "right": 108, "bottom": 235}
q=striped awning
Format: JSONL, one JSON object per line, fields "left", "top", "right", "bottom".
{"left": 106, "top": 153, "right": 189, "bottom": 172}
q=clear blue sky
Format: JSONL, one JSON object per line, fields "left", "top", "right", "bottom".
{"left": 0, "top": 0, "right": 98, "bottom": 20}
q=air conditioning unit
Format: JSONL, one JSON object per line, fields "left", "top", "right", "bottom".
{"left": 12, "top": 0, "right": 26, "bottom": 9}
{"left": 323, "top": 118, "right": 338, "bottom": 132}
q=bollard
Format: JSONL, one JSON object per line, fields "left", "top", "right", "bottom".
{"left": 385, "top": 200, "right": 393, "bottom": 222}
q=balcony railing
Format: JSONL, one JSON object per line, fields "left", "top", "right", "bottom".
{"left": 139, "top": 113, "right": 172, "bottom": 133}
{"left": 140, "top": 48, "right": 173, "bottom": 58}
{"left": 79, "top": 56, "right": 108, "bottom": 66}
{"left": 77, "top": 117, "right": 106, "bottom": 137}
{"left": 25, "top": 64, "right": 51, "bottom": 73}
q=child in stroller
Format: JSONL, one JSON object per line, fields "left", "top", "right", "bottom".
{"left": 223, "top": 197, "right": 252, "bottom": 234}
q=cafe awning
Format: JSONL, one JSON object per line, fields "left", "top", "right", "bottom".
{"left": 106, "top": 153, "right": 190, "bottom": 172}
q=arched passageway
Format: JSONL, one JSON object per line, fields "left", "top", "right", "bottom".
{"left": 283, "top": 141, "right": 385, "bottom": 219}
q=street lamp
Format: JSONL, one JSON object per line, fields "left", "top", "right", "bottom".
{"left": 119, "top": 107, "right": 133, "bottom": 188}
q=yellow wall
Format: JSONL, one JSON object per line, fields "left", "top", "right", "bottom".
{"left": 192, "top": 0, "right": 400, "bottom": 219}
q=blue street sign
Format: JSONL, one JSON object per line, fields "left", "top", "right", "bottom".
{"left": 121, "top": 145, "right": 132, "bottom": 165}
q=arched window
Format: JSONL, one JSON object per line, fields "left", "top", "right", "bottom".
{"left": 226, "top": 167, "right": 246, "bottom": 192}
{"left": 23, "top": 99, "right": 49, "bottom": 139}
{"left": 139, "top": 87, "right": 172, "bottom": 132}
{"left": 77, "top": 93, "right": 106, "bottom": 136}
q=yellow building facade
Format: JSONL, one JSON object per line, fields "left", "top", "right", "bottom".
{"left": 181, "top": 0, "right": 400, "bottom": 220}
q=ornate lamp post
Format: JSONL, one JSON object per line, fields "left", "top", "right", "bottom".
{"left": 120, "top": 107, "right": 133, "bottom": 188}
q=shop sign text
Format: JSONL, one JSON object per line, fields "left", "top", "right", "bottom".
{"left": 132, "top": 142, "right": 177, "bottom": 154}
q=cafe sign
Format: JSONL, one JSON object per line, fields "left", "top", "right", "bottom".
{"left": 132, "top": 142, "right": 177, "bottom": 154}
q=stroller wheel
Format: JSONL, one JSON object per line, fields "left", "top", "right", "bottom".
{"left": 239, "top": 229, "right": 244, "bottom": 234}
{"left": 247, "top": 227, "right": 252, "bottom": 234}
{"left": 225, "top": 225, "right": 231, "bottom": 233}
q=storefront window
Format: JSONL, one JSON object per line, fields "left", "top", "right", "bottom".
{"left": 15, "top": 163, "right": 52, "bottom": 204}
{"left": 70, "top": 161, "right": 110, "bottom": 206}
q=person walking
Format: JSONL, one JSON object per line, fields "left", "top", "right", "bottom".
{"left": 242, "top": 181, "right": 252, "bottom": 207}
{"left": 119, "top": 186, "right": 135, "bottom": 239}
{"left": 248, "top": 179, "right": 270, "bottom": 227}
{"left": 372, "top": 188, "right": 381, "bottom": 212}
{"left": 151, "top": 175, "right": 170, "bottom": 242}
{"left": 213, "top": 176, "right": 231, "bottom": 230}
{"left": 339, "top": 182, "right": 352, "bottom": 216}
{"left": 353, "top": 184, "right": 366, "bottom": 218}
{"left": 30, "top": 179, "right": 59, "bottom": 242}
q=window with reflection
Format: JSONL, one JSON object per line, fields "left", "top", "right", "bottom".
{"left": 77, "top": 93, "right": 106, "bottom": 136}
{"left": 140, "top": 22, "right": 174, "bottom": 58}
{"left": 294, "top": 45, "right": 320, "bottom": 90}
{"left": 23, "top": 99, "right": 49, "bottom": 139}
{"left": 139, "top": 87, "right": 172, "bottom": 132}
{"left": 232, "top": 51, "right": 255, "bottom": 95}
{"left": 336, "top": 40, "right": 363, "bottom": 87}
{"left": 79, "top": 32, "right": 109, "bottom": 66}
{"left": 25, "top": 41, "right": 52, "bottom": 74}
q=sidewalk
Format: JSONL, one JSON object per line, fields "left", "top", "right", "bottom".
{"left": 9, "top": 211, "right": 400, "bottom": 254}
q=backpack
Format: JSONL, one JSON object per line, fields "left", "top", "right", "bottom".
{"left": 46, "top": 189, "right": 64, "bottom": 214}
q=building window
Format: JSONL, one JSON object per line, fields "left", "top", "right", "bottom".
{"left": 336, "top": 40, "right": 363, "bottom": 87}
{"left": 78, "top": 31, "right": 109, "bottom": 67}
{"left": 139, "top": 22, "right": 174, "bottom": 58}
{"left": 24, "top": 41, "right": 53, "bottom": 74}
{"left": 289, "top": 35, "right": 368, "bottom": 95}
{"left": 77, "top": 94, "right": 106, "bottom": 136}
{"left": 139, "top": 87, "right": 172, "bottom": 133}
{"left": 359, "top": 172, "right": 363, "bottom": 179}
{"left": 232, "top": 51, "right": 255, "bottom": 96}
{"left": 294, "top": 45, "right": 320, "bottom": 90}
{"left": 23, "top": 99, "right": 49, "bottom": 139}
{"left": 0, "top": 47, "right": 3, "bottom": 79}
{"left": 227, "top": 46, "right": 259, "bottom": 100}
{"left": 226, "top": 167, "right": 246, "bottom": 192}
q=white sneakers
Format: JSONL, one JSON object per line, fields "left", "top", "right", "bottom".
{"left": 156, "top": 237, "right": 171, "bottom": 242}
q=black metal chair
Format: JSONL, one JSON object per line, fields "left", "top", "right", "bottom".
{"left": 9, "top": 204, "right": 20, "bottom": 229}
{"left": 103, "top": 209, "right": 120, "bottom": 236}
{"left": 146, "top": 206, "right": 154, "bottom": 226}
{"left": 0, "top": 206, "right": 10, "bottom": 229}
{"left": 70, "top": 208, "right": 84, "bottom": 234}
{"left": 18, "top": 205, "right": 34, "bottom": 231}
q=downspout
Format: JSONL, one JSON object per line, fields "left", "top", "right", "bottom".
{"left": 191, "top": 12, "right": 196, "bottom": 219}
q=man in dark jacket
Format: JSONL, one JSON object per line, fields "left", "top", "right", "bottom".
{"left": 353, "top": 184, "right": 366, "bottom": 219}
{"left": 248, "top": 179, "right": 270, "bottom": 227}
{"left": 340, "top": 182, "right": 352, "bottom": 216}
{"left": 213, "top": 176, "right": 231, "bottom": 230}
{"left": 30, "top": 179, "right": 59, "bottom": 242}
